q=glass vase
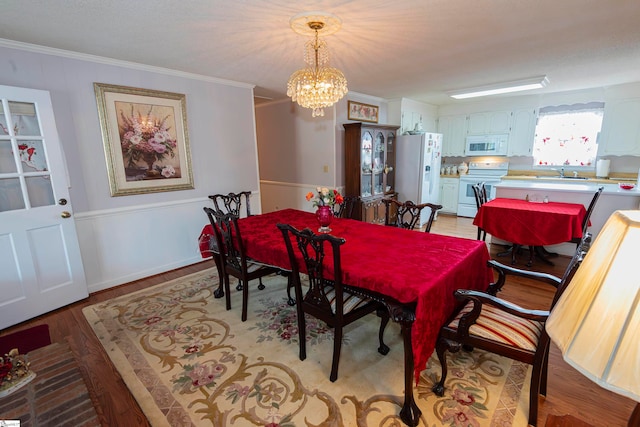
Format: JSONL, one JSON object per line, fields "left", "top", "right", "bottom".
{"left": 315, "top": 205, "right": 333, "bottom": 233}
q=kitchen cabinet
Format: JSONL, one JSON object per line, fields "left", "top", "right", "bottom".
{"left": 439, "top": 177, "right": 459, "bottom": 214}
{"left": 598, "top": 98, "right": 640, "bottom": 156}
{"left": 438, "top": 114, "right": 467, "bottom": 157}
{"left": 343, "top": 122, "right": 400, "bottom": 223}
{"left": 508, "top": 109, "right": 537, "bottom": 156}
{"left": 467, "top": 111, "right": 511, "bottom": 135}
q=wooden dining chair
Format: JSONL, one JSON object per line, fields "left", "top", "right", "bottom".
{"left": 208, "top": 191, "right": 252, "bottom": 217}
{"left": 431, "top": 233, "right": 591, "bottom": 427}
{"left": 208, "top": 191, "right": 257, "bottom": 292}
{"left": 472, "top": 182, "right": 488, "bottom": 240}
{"left": 421, "top": 203, "right": 444, "bottom": 232}
{"left": 332, "top": 195, "right": 359, "bottom": 219}
{"left": 204, "top": 207, "right": 280, "bottom": 321}
{"left": 277, "top": 223, "right": 391, "bottom": 382}
{"left": 383, "top": 199, "right": 429, "bottom": 230}
{"left": 568, "top": 186, "right": 603, "bottom": 247}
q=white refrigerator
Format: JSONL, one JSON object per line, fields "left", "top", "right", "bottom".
{"left": 395, "top": 132, "right": 443, "bottom": 228}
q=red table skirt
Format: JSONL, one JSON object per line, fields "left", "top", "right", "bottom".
{"left": 473, "top": 198, "right": 587, "bottom": 246}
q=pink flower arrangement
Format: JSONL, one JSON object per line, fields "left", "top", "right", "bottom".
{"left": 305, "top": 187, "right": 344, "bottom": 208}
{"left": 119, "top": 106, "right": 177, "bottom": 170}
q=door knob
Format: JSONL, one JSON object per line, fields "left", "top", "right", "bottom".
{"left": 58, "top": 198, "right": 68, "bottom": 205}
{"left": 61, "top": 211, "right": 71, "bottom": 218}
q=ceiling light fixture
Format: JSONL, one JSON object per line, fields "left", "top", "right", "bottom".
{"left": 447, "top": 75, "right": 549, "bottom": 99}
{"left": 286, "top": 11, "right": 348, "bottom": 117}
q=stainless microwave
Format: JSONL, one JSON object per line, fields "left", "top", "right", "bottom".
{"left": 465, "top": 134, "right": 509, "bottom": 156}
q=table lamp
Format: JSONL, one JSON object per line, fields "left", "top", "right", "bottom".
{"left": 547, "top": 210, "right": 640, "bottom": 426}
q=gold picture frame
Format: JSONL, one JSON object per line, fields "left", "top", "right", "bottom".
{"left": 347, "top": 100, "right": 379, "bottom": 123}
{"left": 94, "top": 83, "right": 194, "bottom": 196}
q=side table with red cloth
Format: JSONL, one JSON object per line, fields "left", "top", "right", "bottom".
{"left": 473, "top": 198, "right": 587, "bottom": 246}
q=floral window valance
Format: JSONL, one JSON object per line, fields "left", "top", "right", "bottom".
{"left": 533, "top": 102, "right": 604, "bottom": 168}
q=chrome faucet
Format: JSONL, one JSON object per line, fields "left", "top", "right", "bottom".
{"left": 556, "top": 167, "right": 565, "bottom": 177}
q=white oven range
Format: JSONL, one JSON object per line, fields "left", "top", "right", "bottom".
{"left": 457, "top": 161, "right": 509, "bottom": 217}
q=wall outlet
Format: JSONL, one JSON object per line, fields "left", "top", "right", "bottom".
{"left": 323, "top": 165, "right": 329, "bottom": 173}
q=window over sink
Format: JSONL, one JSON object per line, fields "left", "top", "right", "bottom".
{"left": 532, "top": 102, "right": 604, "bottom": 169}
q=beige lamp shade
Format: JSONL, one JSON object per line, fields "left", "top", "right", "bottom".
{"left": 547, "top": 210, "right": 640, "bottom": 403}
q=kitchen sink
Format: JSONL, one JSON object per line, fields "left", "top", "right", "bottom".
{"left": 536, "top": 175, "right": 589, "bottom": 180}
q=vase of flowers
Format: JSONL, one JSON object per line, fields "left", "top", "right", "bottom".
{"left": 119, "top": 106, "right": 177, "bottom": 179}
{"left": 306, "top": 187, "right": 343, "bottom": 233}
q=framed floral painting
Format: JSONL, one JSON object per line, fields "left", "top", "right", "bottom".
{"left": 94, "top": 83, "right": 194, "bottom": 196}
{"left": 347, "top": 100, "right": 379, "bottom": 123}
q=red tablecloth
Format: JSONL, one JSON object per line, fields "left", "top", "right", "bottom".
{"left": 199, "top": 209, "right": 493, "bottom": 383}
{"left": 473, "top": 198, "right": 587, "bottom": 246}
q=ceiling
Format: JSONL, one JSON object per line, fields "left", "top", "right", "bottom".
{"left": 2, "top": 1, "right": 640, "bottom": 106}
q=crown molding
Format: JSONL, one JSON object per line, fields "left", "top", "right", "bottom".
{"left": 0, "top": 38, "right": 255, "bottom": 90}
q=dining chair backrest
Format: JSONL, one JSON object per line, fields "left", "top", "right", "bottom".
{"left": 209, "top": 191, "right": 252, "bottom": 217}
{"left": 472, "top": 182, "right": 488, "bottom": 209}
{"left": 570, "top": 186, "right": 603, "bottom": 246}
{"left": 383, "top": 199, "right": 428, "bottom": 230}
{"left": 472, "top": 182, "right": 488, "bottom": 241}
{"left": 204, "top": 208, "right": 245, "bottom": 273}
{"left": 422, "top": 203, "right": 444, "bottom": 233}
{"left": 333, "top": 195, "right": 359, "bottom": 219}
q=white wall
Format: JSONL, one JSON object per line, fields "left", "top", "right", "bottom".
{"left": 255, "top": 91, "right": 389, "bottom": 213}
{"left": 0, "top": 42, "right": 260, "bottom": 292}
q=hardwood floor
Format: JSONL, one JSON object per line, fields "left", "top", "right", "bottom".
{"left": 1, "top": 214, "right": 635, "bottom": 426}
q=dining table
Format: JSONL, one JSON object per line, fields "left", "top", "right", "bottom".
{"left": 473, "top": 198, "right": 587, "bottom": 266}
{"left": 199, "top": 208, "right": 494, "bottom": 426}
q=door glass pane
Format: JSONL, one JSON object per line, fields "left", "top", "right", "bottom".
{"left": 361, "top": 131, "right": 373, "bottom": 197}
{"left": 8, "top": 101, "right": 41, "bottom": 136}
{"left": 25, "top": 176, "right": 54, "bottom": 208}
{"left": 18, "top": 140, "right": 48, "bottom": 172}
{"left": 0, "top": 141, "right": 17, "bottom": 173}
{"left": 0, "top": 178, "right": 25, "bottom": 212}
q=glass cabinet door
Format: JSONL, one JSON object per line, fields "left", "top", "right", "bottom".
{"left": 360, "top": 130, "right": 373, "bottom": 197}
{"left": 385, "top": 130, "right": 395, "bottom": 194}
{"left": 372, "top": 131, "right": 385, "bottom": 196}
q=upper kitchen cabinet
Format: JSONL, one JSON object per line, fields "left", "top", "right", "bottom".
{"left": 467, "top": 111, "right": 511, "bottom": 135}
{"left": 508, "top": 109, "right": 537, "bottom": 156}
{"left": 438, "top": 114, "right": 467, "bottom": 157}
{"left": 598, "top": 98, "right": 640, "bottom": 156}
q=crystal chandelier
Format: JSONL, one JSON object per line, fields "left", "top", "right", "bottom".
{"left": 287, "top": 12, "right": 348, "bottom": 118}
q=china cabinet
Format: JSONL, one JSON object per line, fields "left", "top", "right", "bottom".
{"left": 343, "top": 122, "right": 399, "bottom": 223}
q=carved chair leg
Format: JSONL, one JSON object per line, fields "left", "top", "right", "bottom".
{"left": 377, "top": 307, "right": 390, "bottom": 356}
{"left": 295, "top": 288, "right": 306, "bottom": 361}
{"left": 283, "top": 272, "right": 295, "bottom": 306}
{"left": 529, "top": 361, "right": 542, "bottom": 427}
{"left": 432, "top": 337, "right": 461, "bottom": 397}
{"left": 541, "top": 349, "right": 550, "bottom": 397}
{"left": 330, "top": 325, "right": 343, "bottom": 382}
{"left": 258, "top": 277, "right": 265, "bottom": 290}
{"left": 212, "top": 256, "right": 225, "bottom": 299}
{"left": 241, "top": 279, "right": 249, "bottom": 322}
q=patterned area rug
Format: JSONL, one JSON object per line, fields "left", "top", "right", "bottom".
{"left": 82, "top": 269, "right": 531, "bottom": 427}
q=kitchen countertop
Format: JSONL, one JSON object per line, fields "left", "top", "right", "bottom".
{"left": 496, "top": 179, "right": 640, "bottom": 195}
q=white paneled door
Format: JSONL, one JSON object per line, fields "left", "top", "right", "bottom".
{"left": 0, "top": 85, "right": 87, "bottom": 329}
